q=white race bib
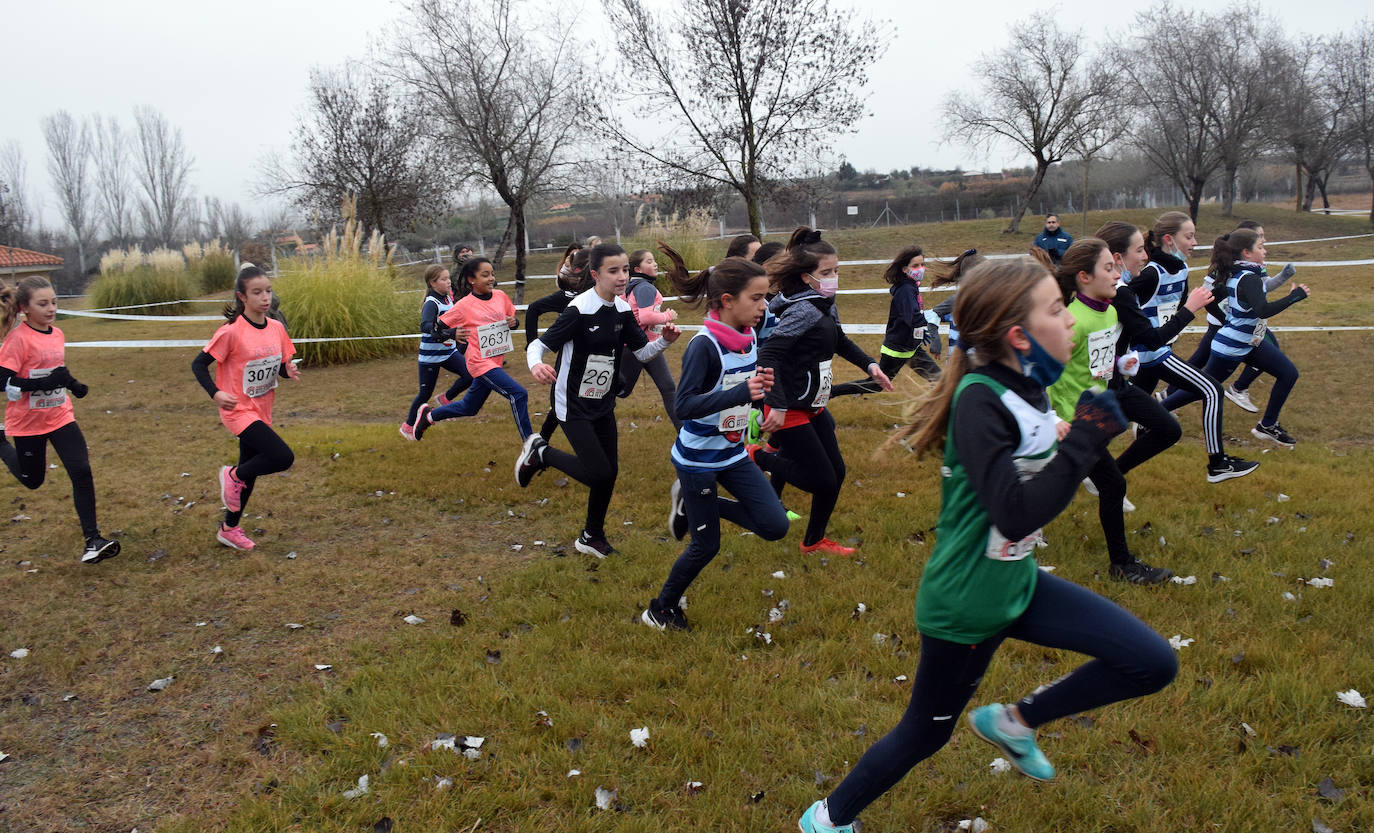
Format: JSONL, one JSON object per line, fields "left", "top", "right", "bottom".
{"left": 28, "top": 367, "right": 67, "bottom": 409}
{"left": 578, "top": 353, "right": 615, "bottom": 399}
{"left": 1250, "top": 318, "right": 1268, "bottom": 346}
{"left": 811, "top": 359, "right": 833, "bottom": 408}
{"left": 717, "top": 369, "right": 753, "bottom": 436}
{"left": 242, "top": 354, "right": 281, "bottom": 398}
{"left": 1156, "top": 299, "right": 1180, "bottom": 344}
{"left": 477, "top": 320, "right": 513, "bottom": 358}
{"left": 1087, "top": 324, "right": 1121, "bottom": 380}
{"left": 985, "top": 526, "right": 1042, "bottom": 562}
{"left": 912, "top": 326, "right": 926, "bottom": 341}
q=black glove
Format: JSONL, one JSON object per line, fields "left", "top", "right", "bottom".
{"left": 437, "top": 327, "right": 459, "bottom": 342}
{"left": 1073, "top": 388, "right": 1127, "bottom": 440}
{"left": 69, "top": 379, "right": 89, "bottom": 398}
{"left": 40, "top": 366, "right": 75, "bottom": 389}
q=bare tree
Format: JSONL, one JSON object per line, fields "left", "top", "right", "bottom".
{"left": 579, "top": 149, "right": 650, "bottom": 244}
{"left": 1273, "top": 37, "right": 1349, "bottom": 212}
{"left": 943, "top": 17, "right": 1121, "bottom": 234}
{"left": 604, "top": 0, "right": 885, "bottom": 238}
{"left": 41, "top": 111, "right": 96, "bottom": 274}
{"left": 0, "top": 141, "right": 35, "bottom": 248}
{"left": 261, "top": 65, "right": 449, "bottom": 239}
{"left": 1332, "top": 21, "right": 1374, "bottom": 224}
{"left": 1202, "top": 4, "right": 1285, "bottom": 216}
{"left": 92, "top": 115, "right": 136, "bottom": 246}
{"left": 1125, "top": 3, "right": 1222, "bottom": 222}
{"left": 132, "top": 106, "right": 196, "bottom": 246}
{"left": 388, "top": 0, "right": 585, "bottom": 303}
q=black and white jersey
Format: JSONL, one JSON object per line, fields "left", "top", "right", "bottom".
{"left": 527, "top": 288, "right": 667, "bottom": 421}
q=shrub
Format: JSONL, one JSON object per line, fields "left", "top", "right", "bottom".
{"left": 185, "top": 239, "right": 237, "bottom": 293}
{"left": 87, "top": 265, "right": 202, "bottom": 314}
{"left": 626, "top": 207, "right": 715, "bottom": 270}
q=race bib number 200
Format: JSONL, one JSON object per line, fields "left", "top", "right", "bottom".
{"left": 28, "top": 366, "right": 67, "bottom": 409}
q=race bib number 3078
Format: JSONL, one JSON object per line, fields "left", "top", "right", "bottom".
{"left": 243, "top": 355, "right": 281, "bottom": 398}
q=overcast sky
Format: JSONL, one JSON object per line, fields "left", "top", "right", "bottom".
{"left": 3, "top": 0, "right": 1366, "bottom": 230}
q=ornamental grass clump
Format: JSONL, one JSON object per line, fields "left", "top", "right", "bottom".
{"left": 89, "top": 245, "right": 201, "bottom": 314}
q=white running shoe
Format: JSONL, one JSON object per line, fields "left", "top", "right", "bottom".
{"left": 1225, "top": 385, "right": 1258, "bottom": 413}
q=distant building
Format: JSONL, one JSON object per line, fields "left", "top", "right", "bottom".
{"left": 0, "top": 245, "right": 64, "bottom": 280}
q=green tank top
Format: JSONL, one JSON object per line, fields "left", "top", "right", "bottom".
{"left": 1049, "top": 298, "right": 1120, "bottom": 421}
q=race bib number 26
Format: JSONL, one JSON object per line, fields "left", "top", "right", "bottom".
{"left": 579, "top": 354, "right": 615, "bottom": 399}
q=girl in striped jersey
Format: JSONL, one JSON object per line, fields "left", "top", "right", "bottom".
{"left": 515, "top": 243, "right": 680, "bottom": 558}
{"left": 1161, "top": 229, "right": 1308, "bottom": 447}
{"left": 1117, "top": 211, "right": 1256, "bottom": 483}
{"left": 400, "top": 265, "right": 472, "bottom": 440}
{"left": 798, "top": 258, "right": 1176, "bottom": 833}
{"left": 642, "top": 250, "right": 788, "bottom": 631}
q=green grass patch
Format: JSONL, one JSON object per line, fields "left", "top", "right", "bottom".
{"left": 86, "top": 264, "right": 203, "bottom": 314}
{"left": 275, "top": 259, "right": 415, "bottom": 366}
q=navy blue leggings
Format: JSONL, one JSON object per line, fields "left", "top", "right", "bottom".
{"left": 407, "top": 354, "right": 472, "bottom": 426}
{"left": 656, "top": 458, "right": 789, "bottom": 607}
{"left": 824, "top": 572, "right": 1177, "bottom": 825}
{"left": 1162, "top": 338, "right": 1297, "bottom": 428}
{"left": 428, "top": 366, "right": 531, "bottom": 439}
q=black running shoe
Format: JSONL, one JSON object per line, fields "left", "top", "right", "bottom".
{"left": 1251, "top": 422, "right": 1295, "bottom": 448}
{"left": 574, "top": 531, "right": 617, "bottom": 558}
{"left": 1207, "top": 454, "right": 1259, "bottom": 483}
{"left": 413, "top": 403, "right": 433, "bottom": 441}
{"left": 668, "top": 479, "right": 688, "bottom": 541}
{"left": 514, "top": 434, "right": 548, "bottom": 487}
{"left": 81, "top": 535, "right": 121, "bottom": 565}
{"left": 641, "top": 598, "right": 690, "bottom": 631}
{"left": 1109, "top": 560, "right": 1173, "bottom": 585}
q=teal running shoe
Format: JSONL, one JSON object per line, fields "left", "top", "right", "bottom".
{"left": 799, "top": 800, "right": 855, "bottom": 833}
{"left": 967, "top": 703, "right": 1055, "bottom": 781}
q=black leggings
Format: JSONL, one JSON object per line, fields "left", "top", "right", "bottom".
{"left": 1132, "top": 352, "right": 1224, "bottom": 457}
{"left": 824, "top": 572, "right": 1177, "bottom": 826}
{"left": 227, "top": 421, "right": 295, "bottom": 527}
{"left": 831, "top": 348, "right": 940, "bottom": 397}
{"left": 1114, "top": 383, "right": 1184, "bottom": 475}
{"left": 540, "top": 413, "right": 618, "bottom": 539}
{"left": 757, "top": 409, "right": 844, "bottom": 546}
{"left": 2, "top": 421, "right": 99, "bottom": 539}
{"left": 617, "top": 349, "right": 680, "bottom": 428}
{"left": 407, "top": 355, "right": 472, "bottom": 426}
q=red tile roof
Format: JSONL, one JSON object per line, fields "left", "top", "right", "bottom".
{"left": 0, "top": 245, "right": 64, "bottom": 268}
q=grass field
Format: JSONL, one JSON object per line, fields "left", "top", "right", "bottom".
{"left": 2, "top": 203, "right": 1372, "bottom": 832}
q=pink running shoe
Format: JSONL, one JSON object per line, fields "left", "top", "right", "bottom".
{"left": 216, "top": 523, "right": 255, "bottom": 551}
{"left": 399, "top": 421, "right": 416, "bottom": 441}
{"left": 219, "top": 465, "right": 245, "bottom": 512}
{"left": 436, "top": 393, "right": 451, "bottom": 406}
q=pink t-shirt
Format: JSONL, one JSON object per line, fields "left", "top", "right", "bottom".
{"left": 203, "top": 315, "right": 296, "bottom": 435}
{"left": 439, "top": 290, "right": 516, "bottom": 377}
{"left": 0, "top": 322, "right": 75, "bottom": 437}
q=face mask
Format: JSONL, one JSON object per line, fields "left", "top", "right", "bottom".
{"left": 811, "top": 275, "right": 839, "bottom": 297}
{"left": 906, "top": 267, "right": 925, "bottom": 282}
{"left": 1017, "top": 330, "right": 1065, "bottom": 387}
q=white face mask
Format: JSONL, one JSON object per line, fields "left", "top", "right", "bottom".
{"left": 812, "top": 275, "right": 839, "bottom": 297}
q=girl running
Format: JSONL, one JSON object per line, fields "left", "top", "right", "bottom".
{"left": 515, "top": 242, "right": 680, "bottom": 557}
{"left": 616, "top": 247, "right": 681, "bottom": 428}
{"left": 525, "top": 248, "right": 591, "bottom": 441}
{"left": 400, "top": 264, "right": 472, "bottom": 440}
{"left": 0, "top": 276, "right": 120, "bottom": 564}
{"left": 750, "top": 227, "right": 891, "bottom": 556}
{"left": 413, "top": 257, "right": 530, "bottom": 441}
{"left": 1161, "top": 229, "right": 1308, "bottom": 447}
{"left": 926, "top": 248, "right": 983, "bottom": 359}
{"left": 1046, "top": 237, "right": 1174, "bottom": 584}
{"left": 797, "top": 257, "right": 1177, "bottom": 833}
{"left": 725, "top": 234, "right": 762, "bottom": 259}
{"left": 832, "top": 245, "right": 940, "bottom": 397}
{"left": 191, "top": 264, "right": 300, "bottom": 551}
{"left": 641, "top": 250, "right": 788, "bottom": 631}
{"left": 1118, "top": 211, "right": 1256, "bottom": 483}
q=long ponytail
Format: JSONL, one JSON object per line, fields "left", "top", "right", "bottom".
{"left": 1208, "top": 229, "right": 1259, "bottom": 284}
{"left": 661, "top": 242, "right": 765, "bottom": 311}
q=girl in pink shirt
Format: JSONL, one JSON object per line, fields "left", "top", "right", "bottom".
{"left": 0, "top": 276, "right": 120, "bottom": 564}
{"left": 190, "top": 265, "right": 301, "bottom": 551}
{"left": 413, "top": 257, "right": 531, "bottom": 440}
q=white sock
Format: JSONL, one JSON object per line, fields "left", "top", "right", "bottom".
{"left": 997, "top": 705, "right": 1033, "bottom": 737}
{"left": 815, "top": 799, "right": 835, "bottom": 828}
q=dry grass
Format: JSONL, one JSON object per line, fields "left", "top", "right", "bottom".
{"left": 2, "top": 205, "right": 1372, "bottom": 833}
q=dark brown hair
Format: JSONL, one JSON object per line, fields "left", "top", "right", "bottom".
{"left": 224, "top": 263, "right": 268, "bottom": 322}
{"left": 884, "top": 245, "right": 925, "bottom": 286}
{"left": 660, "top": 242, "right": 766, "bottom": 311}
{"left": 725, "top": 234, "right": 761, "bottom": 258}
{"left": 1208, "top": 228, "right": 1261, "bottom": 283}
{"left": 1145, "top": 211, "right": 1191, "bottom": 253}
{"left": 1053, "top": 238, "right": 1111, "bottom": 303}
{"left": 766, "top": 226, "right": 837, "bottom": 295}
{"left": 1094, "top": 221, "right": 1141, "bottom": 256}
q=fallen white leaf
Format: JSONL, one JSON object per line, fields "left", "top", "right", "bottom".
{"left": 894, "top": 675, "right": 908, "bottom": 683}
{"left": 1168, "top": 634, "right": 1194, "bottom": 650}
{"left": 147, "top": 676, "right": 174, "bottom": 691}
{"left": 1267, "top": 516, "right": 1281, "bottom": 525}
{"left": 403, "top": 614, "right": 425, "bottom": 625}
{"left": 9, "top": 648, "right": 29, "bottom": 659}
{"left": 873, "top": 633, "right": 888, "bottom": 645}
{"left": 429, "top": 735, "right": 457, "bottom": 751}
{"left": 895, "top": 492, "right": 906, "bottom": 498}
{"left": 1241, "top": 722, "right": 1257, "bottom": 737}
{"left": 510, "top": 544, "right": 523, "bottom": 552}
{"left": 434, "top": 776, "right": 453, "bottom": 790}
{"left": 1158, "top": 536, "right": 1167, "bottom": 547}
{"left": 463, "top": 747, "right": 481, "bottom": 760}
{"left": 855, "top": 602, "right": 867, "bottom": 615}
{"left": 1171, "top": 575, "right": 1197, "bottom": 585}
{"left": 685, "top": 779, "right": 705, "bottom": 793}
{"left": 989, "top": 757, "right": 1011, "bottom": 774}
{"left": 210, "top": 645, "right": 223, "bottom": 655}
{"left": 533, "top": 540, "right": 546, "bottom": 546}
{"left": 1038, "top": 564, "right": 1056, "bottom": 572}
{"left": 630, "top": 726, "right": 650, "bottom": 748}
{"left": 567, "top": 769, "right": 581, "bottom": 777}
{"left": 371, "top": 732, "right": 388, "bottom": 748}
{"left": 195, "top": 622, "right": 208, "bottom": 627}
{"left": 1277, "top": 493, "right": 1290, "bottom": 502}
{"left": 284, "top": 623, "right": 304, "bottom": 630}
{"left": 771, "top": 570, "right": 786, "bottom": 579}
{"left": 0, "top": 752, "right": 9, "bottom": 763}
{"left": 1307, "top": 577, "right": 1334, "bottom": 588}
{"left": 594, "top": 786, "right": 617, "bottom": 810}
{"left": 314, "top": 664, "right": 332, "bottom": 671}
{"left": 464, "top": 735, "right": 484, "bottom": 748}
{"left": 768, "top": 607, "right": 783, "bottom": 623}
{"left": 1336, "top": 689, "right": 1367, "bottom": 708}
{"left": 756, "top": 631, "right": 772, "bottom": 644}
{"left": 342, "top": 774, "right": 370, "bottom": 799}
{"left": 1282, "top": 592, "right": 1296, "bottom": 601}
{"left": 62, "top": 694, "right": 76, "bottom": 702}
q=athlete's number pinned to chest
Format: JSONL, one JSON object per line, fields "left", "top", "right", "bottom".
{"left": 579, "top": 354, "right": 615, "bottom": 399}
{"left": 28, "top": 366, "right": 67, "bottom": 409}
{"left": 477, "top": 320, "right": 513, "bottom": 358}
{"left": 243, "top": 355, "right": 281, "bottom": 398}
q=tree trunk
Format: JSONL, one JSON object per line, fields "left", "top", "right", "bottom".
{"left": 1221, "top": 162, "right": 1237, "bottom": 217}
{"left": 1302, "top": 175, "right": 1318, "bottom": 212}
{"left": 492, "top": 214, "right": 514, "bottom": 266}
{"left": 1081, "top": 158, "right": 1091, "bottom": 236}
{"left": 1295, "top": 161, "right": 1303, "bottom": 213}
{"left": 1004, "top": 161, "right": 1048, "bottom": 234}
{"left": 745, "top": 192, "right": 761, "bottom": 238}
{"left": 1186, "top": 177, "right": 1204, "bottom": 223}
{"left": 512, "top": 202, "right": 527, "bottom": 306}
{"left": 1317, "top": 176, "right": 1330, "bottom": 210}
